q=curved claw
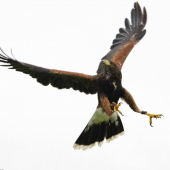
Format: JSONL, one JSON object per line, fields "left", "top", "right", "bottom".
{"left": 161, "top": 114, "right": 164, "bottom": 117}
{"left": 149, "top": 117, "right": 153, "bottom": 127}
{"left": 118, "top": 110, "right": 124, "bottom": 116}
{"left": 146, "top": 113, "right": 163, "bottom": 127}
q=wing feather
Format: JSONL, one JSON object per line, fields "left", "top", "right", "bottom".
{"left": 125, "top": 18, "right": 132, "bottom": 31}
{"left": 116, "top": 34, "right": 127, "bottom": 39}
{"left": 142, "top": 7, "right": 147, "bottom": 25}
{"left": 135, "top": 2, "right": 142, "bottom": 25}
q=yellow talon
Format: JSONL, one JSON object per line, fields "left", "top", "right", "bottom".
{"left": 145, "top": 113, "right": 163, "bottom": 127}
{"left": 113, "top": 102, "right": 124, "bottom": 116}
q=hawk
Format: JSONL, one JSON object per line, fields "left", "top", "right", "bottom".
{"left": 0, "top": 2, "right": 163, "bottom": 151}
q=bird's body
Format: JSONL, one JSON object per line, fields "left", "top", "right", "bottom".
{"left": 97, "top": 64, "right": 123, "bottom": 104}
{"left": 0, "top": 2, "right": 163, "bottom": 150}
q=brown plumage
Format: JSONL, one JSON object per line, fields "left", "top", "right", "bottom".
{"left": 0, "top": 2, "right": 162, "bottom": 150}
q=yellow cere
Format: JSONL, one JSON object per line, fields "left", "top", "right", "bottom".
{"left": 105, "top": 60, "right": 110, "bottom": 66}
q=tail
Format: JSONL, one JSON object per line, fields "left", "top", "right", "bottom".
{"left": 73, "top": 107, "right": 124, "bottom": 151}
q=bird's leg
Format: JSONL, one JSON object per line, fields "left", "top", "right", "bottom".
{"left": 141, "top": 111, "right": 163, "bottom": 127}
{"left": 121, "top": 89, "right": 163, "bottom": 127}
{"left": 99, "top": 93, "right": 113, "bottom": 117}
{"left": 110, "top": 102, "right": 124, "bottom": 116}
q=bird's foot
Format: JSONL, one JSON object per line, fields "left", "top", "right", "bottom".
{"left": 111, "top": 102, "right": 124, "bottom": 116}
{"left": 142, "top": 111, "right": 163, "bottom": 127}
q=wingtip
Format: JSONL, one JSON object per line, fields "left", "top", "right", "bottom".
{"left": 142, "top": 7, "right": 147, "bottom": 25}
{"left": 134, "top": 1, "right": 139, "bottom": 7}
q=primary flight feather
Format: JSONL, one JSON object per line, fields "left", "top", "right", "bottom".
{"left": 0, "top": 2, "right": 163, "bottom": 151}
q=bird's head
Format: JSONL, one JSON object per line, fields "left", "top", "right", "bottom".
{"left": 102, "top": 59, "right": 122, "bottom": 80}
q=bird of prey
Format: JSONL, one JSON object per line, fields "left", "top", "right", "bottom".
{"left": 0, "top": 2, "right": 163, "bottom": 151}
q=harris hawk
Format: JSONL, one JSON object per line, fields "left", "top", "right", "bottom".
{"left": 0, "top": 2, "right": 163, "bottom": 151}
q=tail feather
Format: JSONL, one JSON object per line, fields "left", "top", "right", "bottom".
{"left": 73, "top": 107, "right": 124, "bottom": 150}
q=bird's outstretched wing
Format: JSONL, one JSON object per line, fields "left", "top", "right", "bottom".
{"left": 0, "top": 51, "right": 98, "bottom": 94}
{"left": 97, "top": 2, "right": 147, "bottom": 74}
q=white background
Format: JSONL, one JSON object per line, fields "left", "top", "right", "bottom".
{"left": 0, "top": 0, "right": 169, "bottom": 170}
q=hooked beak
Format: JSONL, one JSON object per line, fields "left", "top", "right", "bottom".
{"left": 102, "top": 59, "right": 111, "bottom": 66}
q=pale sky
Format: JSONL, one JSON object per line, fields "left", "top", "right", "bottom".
{"left": 0, "top": 0, "right": 169, "bottom": 170}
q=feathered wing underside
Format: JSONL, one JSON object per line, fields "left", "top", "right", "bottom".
{"left": 97, "top": 2, "right": 147, "bottom": 74}
{"left": 0, "top": 51, "right": 98, "bottom": 94}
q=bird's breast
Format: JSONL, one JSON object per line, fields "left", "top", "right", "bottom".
{"left": 101, "top": 80, "right": 118, "bottom": 93}
{"left": 112, "top": 81, "right": 117, "bottom": 90}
